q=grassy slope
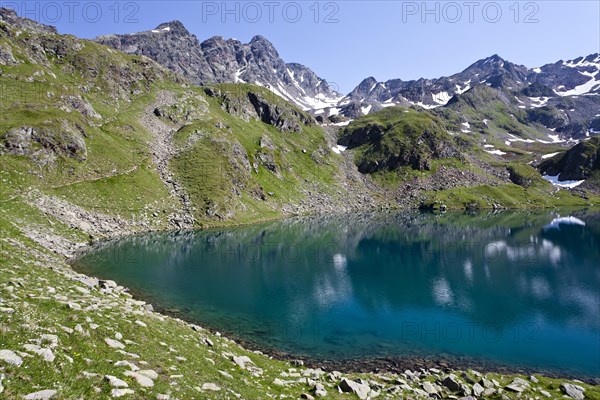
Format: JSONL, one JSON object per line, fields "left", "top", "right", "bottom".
{"left": 169, "top": 83, "right": 341, "bottom": 226}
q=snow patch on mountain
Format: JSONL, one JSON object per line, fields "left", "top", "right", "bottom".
{"left": 555, "top": 73, "right": 600, "bottom": 96}
{"left": 541, "top": 152, "right": 560, "bottom": 159}
{"left": 432, "top": 91, "right": 451, "bottom": 105}
{"left": 543, "top": 175, "right": 585, "bottom": 188}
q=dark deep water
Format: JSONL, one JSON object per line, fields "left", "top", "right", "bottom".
{"left": 73, "top": 210, "right": 600, "bottom": 377}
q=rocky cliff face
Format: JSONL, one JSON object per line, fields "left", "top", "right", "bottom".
{"left": 95, "top": 23, "right": 341, "bottom": 111}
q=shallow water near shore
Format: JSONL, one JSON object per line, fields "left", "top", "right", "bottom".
{"left": 73, "top": 210, "right": 600, "bottom": 377}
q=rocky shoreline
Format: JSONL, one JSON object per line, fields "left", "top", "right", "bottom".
{"left": 1, "top": 203, "right": 596, "bottom": 399}
{"left": 66, "top": 215, "right": 600, "bottom": 386}
{"left": 146, "top": 299, "right": 599, "bottom": 387}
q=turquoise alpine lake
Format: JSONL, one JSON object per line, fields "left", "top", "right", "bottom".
{"left": 73, "top": 210, "right": 600, "bottom": 377}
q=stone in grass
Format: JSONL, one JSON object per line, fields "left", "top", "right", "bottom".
{"left": 314, "top": 383, "right": 327, "bottom": 397}
{"left": 505, "top": 377, "right": 530, "bottom": 393}
{"left": 300, "top": 394, "right": 314, "bottom": 400}
{"left": 560, "top": 383, "right": 585, "bottom": 400}
{"left": 105, "top": 375, "right": 129, "bottom": 388}
{"left": 441, "top": 374, "right": 462, "bottom": 392}
{"left": 123, "top": 371, "right": 154, "bottom": 387}
{"left": 472, "top": 382, "right": 485, "bottom": 397}
{"left": 233, "top": 355, "right": 252, "bottom": 369}
{"left": 105, "top": 338, "right": 125, "bottom": 349}
{"left": 201, "top": 383, "right": 221, "bottom": 391}
{"left": 422, "top": 381, "right": 438, "bottom": 394}
{"left": 23, "top": 389, "right": 57, "bottom": 399}
{"left": 23, "top": 345, "right": 55, "bottom": 362}
{"left": 218, "top": 370, "right": 233, "bottom": 379}
{"left": 114, "top": 360, "right": 139, "bottom": 371}
{"left": 111, "top": 388, "right": 134, "bottom": 398}
{"left": 339, "top": 378, "right": 370, "bottom": 400}
{"left": 137, "top": 370, "right": 159, "bottom": 380}
{"left": 0, "top": 349, "right": 23, "bottom": 366}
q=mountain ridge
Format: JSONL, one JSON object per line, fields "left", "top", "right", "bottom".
{"left": 92, "top": 18, "right": 600, "bottom": 140}
{"left": 95, "top": 21, "right": 342, "bottom": 111}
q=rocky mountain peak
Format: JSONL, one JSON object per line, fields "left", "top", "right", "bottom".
{"left": 0, "top": 7, "right": 58, "bottom": 34}
{"left": 249, "top": 35, "right": 280, "bottom": 58}
{"left": 95, "top": 21, "right": 338, "bottom": 110}
{"left": 155, "top": 20, "right": 190, "bottom": 36}
{"left": 250, "top": 34, "right": 270, "bottom": 44}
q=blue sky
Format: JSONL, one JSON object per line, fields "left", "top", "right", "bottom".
{"left": 6, "top": 1, "right": 600, "bottom": 92}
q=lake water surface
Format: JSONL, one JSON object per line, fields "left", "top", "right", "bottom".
{"left": 73, "top": 210, "right": 600, "bottom": 377}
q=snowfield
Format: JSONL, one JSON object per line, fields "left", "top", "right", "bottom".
{"left": 543, "top": 175, "right": 585, "bottom": 188}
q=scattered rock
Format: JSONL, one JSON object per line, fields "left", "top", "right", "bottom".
{"left": 480, "top": 378, "right": 494, "bottom": 389}
{"left": 0, "top": 349, "right": 23, "bottom": 366}
{"left": 441, "top": 374, "right": 462, "bottom": 392}
{"left": 218, "top": 370, "right": 233, "bottom": 379}
{"left": 111, "top": 388, "right": 134, "bottom": 398}
{"left": 23, "top": 344, "right": 55, "bottom": 362}
{"left": 23, "top": 389, "right": 57, "bottom": 399}
{"left": 124, "top": 371, "right": 154, "bottom": 387}
{"left": 273, "top": 378, "right": 292, "bottom": 386}
{"left": 233, "top": 355, "right": 252, "bottom": 369}
{"left": 339, "top": 378, "right": 370, "bottom": 400}
{"left": 105, "top": 375, "right": 129, "bottom": 388}
{"left": 505, "top": 377, "right": 530, "bottom": 392}
{"left": 422, "top": 381, "right": 439, "bottom": 394}
{"left": 137, "top": 370, "right": 159, "bottom": 380}
{"left": 560, "top": 382, "right": 585, "bottom": 400}
{"left": 201, "top": 383, "right": 221, "bottom": 391}
{"left": 472, "top": 382, "right": 485, "bottom": 396}
{"left": 105, "top": 338, "right": 126, "bottom": 349}
{"left": 314, "top": 382, "right": 327, "bottom": 397}
{"left": 114, "top": 360, "right": 139, "bottom": 371}
{"left": 300, "top": 394, "right": 314, "bottom": 400}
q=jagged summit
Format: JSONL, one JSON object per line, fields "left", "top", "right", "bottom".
{"left": 94, "top": 21, "right": 340, "bottom": 110}
{"left": 154, "top": 20, "right": 190, "bottom": 36}
{"left": 250, "top": 34, "right": 270, "bottom": 44}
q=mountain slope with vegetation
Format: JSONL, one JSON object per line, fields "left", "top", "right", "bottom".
{"left": 0, "top": 8, "right": 599, "bottom": 399}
